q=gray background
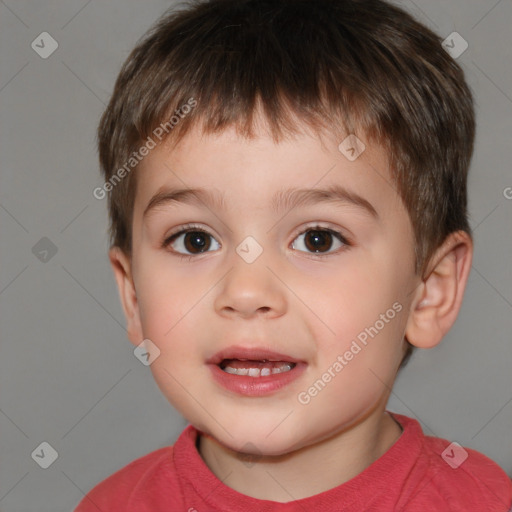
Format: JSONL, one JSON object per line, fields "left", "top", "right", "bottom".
{"left": 0, "top": 0, "right": 511, "bottom": 510}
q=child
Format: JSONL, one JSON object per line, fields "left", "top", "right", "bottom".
{"left": 76, "top": 0, "right": 511, "bottom": 510}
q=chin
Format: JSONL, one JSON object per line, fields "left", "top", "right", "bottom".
{"left": 212, "top": 422, "right": 307, "bottom": 457}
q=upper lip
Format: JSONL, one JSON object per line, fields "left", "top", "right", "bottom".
{"left": 206, "top": 346, "right": 303, "bottom": 365}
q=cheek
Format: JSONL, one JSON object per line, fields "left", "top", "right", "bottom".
{"left": 311, "top": 254, "right": 409, "bottom": 365}
{"left": 135, "top": 256, "right": 207, "bottom": 341}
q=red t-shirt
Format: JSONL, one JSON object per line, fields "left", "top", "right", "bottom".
{"left": 75, "top": 413, "right": 511, "bottom": 511}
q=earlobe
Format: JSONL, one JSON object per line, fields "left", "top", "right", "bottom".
{"left": 108, "top": 247, "right": 143, "bottom": 346}
{"left": 405, "top": 231, "right": 473, "bottom": 349}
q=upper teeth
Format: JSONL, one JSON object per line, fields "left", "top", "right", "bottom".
{"left": 223, "top": 364, "right": 293, "bottom": 377}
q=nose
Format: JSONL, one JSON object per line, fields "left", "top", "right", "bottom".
{"left": 214, "top": 253, "right": 287, "bottom": 320}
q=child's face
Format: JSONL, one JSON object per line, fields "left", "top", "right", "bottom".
{"left": 122, "top": 121, "right": 420, "bottom": 455}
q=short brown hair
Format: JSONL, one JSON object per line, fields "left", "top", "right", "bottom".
{"left": 98, "top": 0, "right": 474, "bottom": 301}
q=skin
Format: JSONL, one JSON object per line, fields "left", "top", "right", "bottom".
{"left": 110, "top": 118, "right": 473, "bottom": 502}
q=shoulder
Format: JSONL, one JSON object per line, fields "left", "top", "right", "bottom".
{"left": 74, "top": 445, "right": 180, "bottom": 511}
{"left": 404, "top": 429, "right": 511, "bottom": 511}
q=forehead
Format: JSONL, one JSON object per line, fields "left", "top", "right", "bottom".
{"left": 133, "top": 122, "right": 403, "bottom": 222}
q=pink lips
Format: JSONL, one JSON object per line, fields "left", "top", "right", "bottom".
{"left": 206, "top": 346, "right": 302, "bottom": 366}
{"left": 206, "top": 345, "right": 307, "bottom": 396}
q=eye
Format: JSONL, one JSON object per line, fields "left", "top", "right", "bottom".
{"left": 163, "top": 226, "right": 220, "bottom": 255}
{"left": 291, "top": 227, "right": 348, "bottom": 254}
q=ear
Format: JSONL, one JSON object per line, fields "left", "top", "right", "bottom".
{"left": 109, "top": 247, "right": 143, "bottom": 346}
{"left": 405, "top": 230, "right": 473, "bottom": 349}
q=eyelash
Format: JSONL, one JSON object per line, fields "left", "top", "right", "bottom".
{"left": 162, "top": 223, "right": 352, "bottom": 260}
{"left": 162, "top": 223, "right": 214, "bottom": 261}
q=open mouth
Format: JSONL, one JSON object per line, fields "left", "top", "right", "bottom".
{"left": 219, "top": 359, "right": 297, "bottom": 377}
{"left": 208, "top": 348, "right": 306, "bottom": 395}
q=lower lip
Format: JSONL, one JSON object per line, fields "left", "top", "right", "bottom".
{"left": 208, "top": 362, "right": 307, "bottom": 396}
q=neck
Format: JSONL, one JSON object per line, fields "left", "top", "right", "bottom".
{"left": 197, "top": 409, "right": 403, "bottom": 502}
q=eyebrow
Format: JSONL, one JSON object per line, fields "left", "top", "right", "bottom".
{"left": 143, "top": 187, "right": 226, "bottom": 218}
{"left": 143, "top": 184, "right": 378, "bottom": 219}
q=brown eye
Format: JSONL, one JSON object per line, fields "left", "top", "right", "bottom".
{"left": 166, "top": 229, "right": 220, "bottom": 255}
{"left": 304, "top": 230, "right": 333, "bottom": 252}
{"left": 292, "top": 228, "right": 346, "bottom": 254}
{"left": 183, "top": 231, "right": 211, "bottom": 253}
